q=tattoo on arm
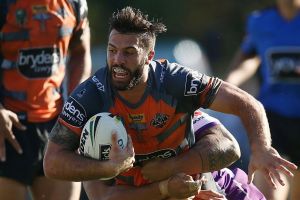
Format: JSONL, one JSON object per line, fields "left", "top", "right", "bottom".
{"left": 49, "top": 121, "right": 80, "bottom": 151}
{"left": 195, "top": 125, "right": 240, "bottom": 171}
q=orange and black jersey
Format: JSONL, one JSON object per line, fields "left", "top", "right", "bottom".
{"left": 59, "top": 59, "right": 222, "bottom": 163}
{"left": 0, "top": 0, "right": 88, "bottom": 122}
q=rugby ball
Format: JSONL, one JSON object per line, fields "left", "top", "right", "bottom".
{"left": 79, "top": 112, "right": 128, "bottom": 161}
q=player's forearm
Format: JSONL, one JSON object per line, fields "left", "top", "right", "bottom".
{"left": 67, "top": 51, "right": 91, "bottom": 92}
{"left": 210, "top": 82, "right": 271, "bottom": 151}
{"left": 169, "top": 125, "right": 241, "bottom": 174}
{"left": 84, "top": 180, "right": 166, "bottom": 200}
{"left": 43, "top": 141, "right": 119, "bottom": 181}
{"left": 43, "top": 122, "right": 119, "bottom": 181}
{"left": 239, "top": 99, "right": 271, "bottom": 151}
{"left": 67, "top": 25, "right": 92, "bottom": 93}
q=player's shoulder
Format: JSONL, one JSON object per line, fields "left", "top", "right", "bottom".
{"left": 150, "top": 58, "right": 194, "bottom": 82}
{"left": 70, "top": 67, "right": 108, "bottom": 103}
{"left": 248, "top": 6, "right": 277, "bottom": 21}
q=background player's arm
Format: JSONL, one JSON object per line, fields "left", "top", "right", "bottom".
{"left": 225, "top": 50, "right": 260, "bottom": 86}
{"left": 141, "top": 123, "right": 241, "bottom": 182}
{"left": 0, "top": 103, "right": 26, "bottom": 161}
{"left": 43, "top": 121, "right": 135, "bottom": 181}
{"left": 66, "top": 21, "right": 92, "bottom": 93}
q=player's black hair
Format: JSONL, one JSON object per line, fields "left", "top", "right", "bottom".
{"left": 109, "top": 6, "right": 167, "bottom": 50}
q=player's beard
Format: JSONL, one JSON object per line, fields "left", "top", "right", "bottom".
{"left": 108, "top": 61, "right": 145, "bottom": 91}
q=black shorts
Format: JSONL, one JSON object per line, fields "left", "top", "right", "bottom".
{"left": 266, "top": 111, "right": 300, "bottom": 166}
{"left": 0, "top": 117, "right": 57, "bottom": 185}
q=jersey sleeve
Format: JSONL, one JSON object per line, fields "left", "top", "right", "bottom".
{"left": 193, "top": 110, "right": 220, "bottom": 141}
{"left": 58, "top": 77, "right": 103, "bottom": 136}
{"left": 162, "top": 61, "right": 222, "bottom": 111}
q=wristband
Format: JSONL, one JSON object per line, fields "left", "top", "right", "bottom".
{"left": 158, "top": 179, "right": 169, "bottom": 197}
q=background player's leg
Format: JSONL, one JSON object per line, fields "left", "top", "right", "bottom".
{"left": 31, "top": 176, "right": 81, "bottom": 200}
{"left": 0, "top": 177, "right": 28, "bottom": 200}
{"left": 290, "top": 170, "right": 300, "bottom": 200}
{"left": 254, "top": 171, "right": 289, "bottom": 200}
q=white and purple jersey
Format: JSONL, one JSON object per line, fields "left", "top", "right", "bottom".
{"left": 193, "top": 111, "right": 266, "bottom": 200}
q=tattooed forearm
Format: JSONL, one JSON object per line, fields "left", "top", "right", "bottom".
{"left": 49, "top": 121, "right": 80, "bottom": 150}
{"left": 195, "top": 125, "right": 241, "bottom": 171}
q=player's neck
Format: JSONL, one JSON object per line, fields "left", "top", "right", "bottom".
{"left": 277, "top": 1, "right": 300, "bottom": 20}
{"left": 118, "top": 81, "right": 147, "bottom": 104}
{"left": 118, "top": 66, "right": 149, "bottom": 104}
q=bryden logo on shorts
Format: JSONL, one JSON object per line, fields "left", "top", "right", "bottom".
{"left": 61, "top": 97, "right": 87, "bottom": 127}
{"left": 17, "top": 47, "right": 61, "bottom": 78}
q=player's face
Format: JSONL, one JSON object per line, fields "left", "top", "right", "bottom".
{"left": 107, "top": 29, "right": 152, "bottom": 91}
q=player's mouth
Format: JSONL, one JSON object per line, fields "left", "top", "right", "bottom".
{"left": 112, "top": 66, "right": 130, "bottom": 80}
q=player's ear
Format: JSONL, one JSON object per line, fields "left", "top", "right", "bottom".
{"left": 146, "top": 50, "right": 155, "bottom": 64}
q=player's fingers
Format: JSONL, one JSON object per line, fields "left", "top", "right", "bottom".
{"left": 126, "top": 135, "right": 135, "bottom": 155}
{"left": 269, "top": 166, "right": 285, "bottom": 186}
{"left": 276, "top": 164, "right": 295, "bottom": 178}
{"left": 110, "top": 131, "right": 120, "bottom": 151}
{"left": 186, "top": 180, "right": 202, "bottom": 192}
{"left": 0, "top": 135, "right": 6, "bottom": 162}
{"left": 9, "top": 112, "right": 26, "bottom": 131}
{"left": 6, "top": 131, "right": 23, "bottom": 154}
{"left": 247, "top": 165, "right": 255, "bottom": 184}
{"left": 276, "top": 157, "right": 298, "bottom": 171}
{"left": 263, "top": 169, "right": 277, "bottom": 189}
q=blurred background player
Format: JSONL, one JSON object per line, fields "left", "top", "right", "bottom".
{"left": 0, "top": 0, "right": 91, "bottom": 199}
{"left": 226, "top": 0, "right": 300, "bottom": 199}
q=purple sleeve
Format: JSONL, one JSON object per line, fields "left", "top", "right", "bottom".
{"left": 212, "top": 168, "right": 266, "bottom": 200}
{"left": 193, "top": 110, "right": 220, "bottom": 141}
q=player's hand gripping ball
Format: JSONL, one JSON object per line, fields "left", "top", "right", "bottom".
{"left": 79, "top": 112, "right": 128, "bottom": 161}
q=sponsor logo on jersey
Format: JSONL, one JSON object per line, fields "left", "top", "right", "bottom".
{"left": 32, "top": 5, "right": 50, "bottom": 31}
{"left": 150, "top": 113, "right": 169, "bottom": 128}
{"left": 135, "top": 149, "right": 176, "bottom": 163}
{"left": 268, "top": 48, "right": 300, "bottom": 82}
{"left": 128, "top": 114, "right": 147, "bottom": 130}
{"left": 92, "top": 76, "right": 105, "bottom": 92}
{"left": 128, "top": 114, "right": 145, "bottom": 123}
{"left": 184, "top": 71, "right": 204, "bottom": 96}
{"left": 193, "top": 115, "right": 205, "bottom": 124}
{"left": 32, "top": 5, "right": 48, "bottom": 14}
{"left": 60, "top": 97, "right": 87, "bottom": 127}
{"left": 17, "top": 47, "right": 60, "bottom": 78}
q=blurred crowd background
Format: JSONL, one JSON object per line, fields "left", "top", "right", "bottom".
{"left": 88, "top": 0, "right": 271, "bottom": 78}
